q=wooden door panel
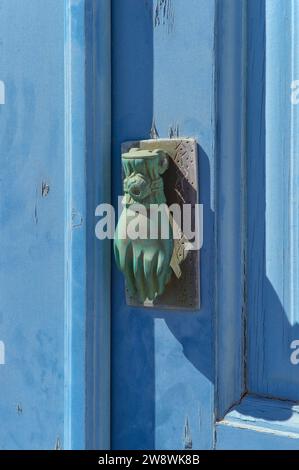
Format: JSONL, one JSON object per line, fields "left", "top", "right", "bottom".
{"left": 111, "top": 0, "right": 217, "bottom": 450}
{"left": 247, "top": 0, "right": 299, "bottom": 401}
{"left": 0, "top": 0, "right": 65, "bottom": 449}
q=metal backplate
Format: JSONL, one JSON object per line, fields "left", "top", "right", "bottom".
{"left": 122, "top": 139, "right": 200, "bottom": 310}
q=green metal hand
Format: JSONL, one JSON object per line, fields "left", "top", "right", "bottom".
{"left": 114, "top": 148, "right": 173, "bottom": 303}
{"left": 114, "top": 207, "right": 173, "bottom": 302}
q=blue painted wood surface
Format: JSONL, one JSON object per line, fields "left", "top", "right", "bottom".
{"left": 0, "top": 0, "right": 66, "bottom": 449}
{"left": 215, "top": 0, "right": 246, "bottom": 420}
{"left": 1, "top": 0, "right": 299, "bottom": 451}
{"left": 111, "top": 0, "right": 299, "bottom": 451}
{"left": 217, "top": 424, "right": 299, "bottom": 450}
{"left": 111, "top": 0, "right": 217, "bottom": 450}
{"left": 65, "top": 0, "right": 111, "bottom": 450}
{"left": 217, "top": 395, "right": 299, "bottom": 450}
{"left": 247, "top": 0, "right": 299, "bottom": 401}
{"left": 221, "top": 394, "right": 299, "bottom": 435}
{"left": 85, "top": 0, "right": 111, "bottom": 451}
{"left": 0, "top": 0, "right": 111, "bottom": 450}
{"left": 64, "top": 0, "right": 87, "bottom": 450}
{"left": 216, "top": 0, "right": 299, "bottom": 449}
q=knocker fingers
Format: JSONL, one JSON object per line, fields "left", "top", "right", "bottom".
{"left": 113, "top": 242, "right": 121, "bottom": 271}
{"left": 114, "top": 241, "right": 137, "bottom": 297}
{"left": 157, "top": 248, "right": 172, "bottom": 295}
{"left": 143, "top": 250, "right": 159, "bottom": 301}
{"left": 124, "top": 245, "right": 137, "bottom": 298}
{"left": 133, "top": 248, "right": 147, "bottom": 303}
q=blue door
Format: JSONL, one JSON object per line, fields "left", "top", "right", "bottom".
{"left": 0, "top": 0, "right": 299, "bottom": 451}
{"left": 110, "top": 0, "right": 299, "bottom": 450}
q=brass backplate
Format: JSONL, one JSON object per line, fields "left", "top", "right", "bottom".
{"left": 122, "top": 138, "right": 200, "bottom": 310}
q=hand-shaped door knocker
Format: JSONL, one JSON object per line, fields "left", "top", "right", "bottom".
{"left": 114, "top": 147, "right": 173, "bottom": 303}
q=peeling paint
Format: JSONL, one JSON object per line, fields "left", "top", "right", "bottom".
{"left": 41, "top": 181, "right": 50, "bottom": 198}
{"left": 72, "top": 209, "right": 83, "bottom": 229}
{"left": 183, "top": 417, "right": 192, "bottom": 450}
{"left": 169, "top": 123, "right": 179, "bottom": 138}
{"left": 154, "top": 0, "right": 175, "bottom": 33}
{"left": 150, "top": 118, "right": 159, "bottom": 139}
{"left": 34, "top": 187, "right": 39, "bottom": 225}
{"left": 16, "top": 404, "right": 22, "bottom": 415}
{"left": 34, "top": 200, "right": 38, "bottom": 225}
{"left": 54, "top": 436, "right": 62, "bottom": 450}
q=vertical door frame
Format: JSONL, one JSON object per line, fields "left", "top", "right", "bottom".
{"left": 64, "top": 0, "right": 111, "bottom": 450}
{"left": 215, "top": 0, "right": 247, "bottom": 420}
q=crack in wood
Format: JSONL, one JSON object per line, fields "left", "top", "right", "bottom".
{"left": 154, "top": 0, "right": 175, "bottom": 33}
